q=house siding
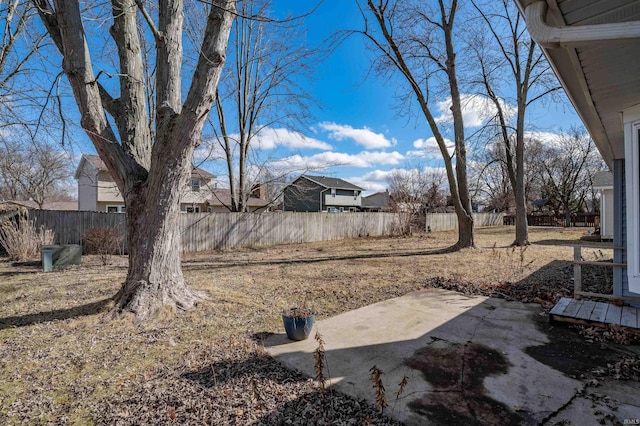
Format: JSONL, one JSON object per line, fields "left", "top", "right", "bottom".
{"left": 77, "top": 171, "right": 97, "bottom": 211}
{"left": 97, "top": 201, "right": 125, "bottom": 212}
{"left": 614, "top": 159, "right": 625, "bottom": 297}
{"left": 283, "top": 176, "right": 364, "bottom": 212}
{"left": 602, "top": 188, "right": 614, "bottom": 238}
{"left": 615, "top": 159, "right": 640, "bottom": 306}
{"left": 283, "top": 178, "right": 323, "bottom": 212}
{"left": 97, "top": 173, "right": 124, "bottom": 203}
{"left": 324, "top": 193, "right": 362, "bottom": 208}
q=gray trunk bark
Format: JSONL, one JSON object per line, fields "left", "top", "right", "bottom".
{"left": 112, "top": 150, "right": 204, "bottom": 321}
{"left": 34, "top": 0, "right": 235, "bottom": 320}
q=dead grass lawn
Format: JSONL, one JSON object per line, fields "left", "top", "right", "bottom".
{"left": 0, "top": 226, "right": 611, "bottom": 424}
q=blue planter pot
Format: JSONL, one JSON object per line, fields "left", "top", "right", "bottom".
{"left": 282, "top": 313, "right": 315, "bottom": 341}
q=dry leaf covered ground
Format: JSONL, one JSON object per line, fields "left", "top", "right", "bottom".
{"left": 0, "top": 226, "right": 633, "bottom": 424}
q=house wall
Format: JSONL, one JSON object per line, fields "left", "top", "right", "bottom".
{"left": 283, "top": 178, "right": 322, "bottom": 212}
{"left": 614, "top": 159, "right": 640, "bottom": 306}
{"left": 77, "top": 172, "right": 97, "bottom": 211}
{"left": 600, "top": 188, "right": 614, "bottom": 238}
{"left": 97, "top": 173, "right": 124, "bottom": 203}
{"left": 323, "top": 193, "right": 361, "bottom": 208}
{"left": 180, "top": 202, "right": 209, "bottom": 213}
{"left": 614, "top": 159, "right": 624, "bottom": 298}
{"left": 97, "top": 201, "right": 125, "bottom": 212}
{"left": 206, "top": 205, "right": 264, "bottom": 213}
{"left": 181, "top": 189, "right": 211, "bottom": 205}
{"left": 621, "top": 106, "right": 640, "bottom": 304}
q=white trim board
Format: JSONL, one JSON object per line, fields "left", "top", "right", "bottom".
{"left": 624, "top": 105, "right": 640, "bottom": 293}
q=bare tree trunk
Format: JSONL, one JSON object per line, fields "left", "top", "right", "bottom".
{"left": 513, "top": 119, "right": 529, "bottom": 245}
{"left": 34, "top": 0, "right": 235, "bottom": 321}
{"left": 112, "top": 150, "right": 204, "bottom": 320}
{"left": 215, "top": 93, "right": 238, "bottom": 212}
{"left": 362, "top": 0, "right": 475, "bottom": 249}
{"left": 470, "top": 0, "right": 561, "bottom": 246}
{"left": 238, "top": 135, "right": 248, "bottom": 212}
{"left": 444, "top": 0, "right": 474, "bottom": 248}
{"left": 457, "top": 211, "right": 474, "bottom": 247}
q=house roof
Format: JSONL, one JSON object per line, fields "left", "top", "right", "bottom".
{"left": 362, "top": 191, "right": 390, "bottom": 208}
{"left": 207, "top": 189, "right": 270, "bottom": 209}
{"left": 75, "top": 154, "right": 215, "bottom": 181}
{"left": 592, "top": 170, "right": 613, "bottom": 189}
{"left": 298, "top": 175, "right": 364, "bottom": 191}
{"left": 0, "top": 200, "right": 77, "bottom": 211}
{"left": 514, "top": 0, "right": 640, "bottom": 168}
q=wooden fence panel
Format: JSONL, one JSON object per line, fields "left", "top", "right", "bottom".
{"left": 28, "top": 210, "right": 502, "bottom": 253}
{"left": 425, "top": 212, "right": 504, "bottom": 232}
{"left": 29, "top": 210, "right": 127, "bottom": 247}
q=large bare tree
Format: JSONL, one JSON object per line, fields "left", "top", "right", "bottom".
{"left": 536, "top": 128, "right": 604, "bottom": 225}
{"left": 356, "top": 0, "right": 474, "bottom": 249}
{"left": 0, "top": 137, "right": 72, "bottom": 207}
{"left": 32, "top": 0, "right": 235, "bottom": 320}
{"left": 387, "top": 165, "right": 445, "bottom": 234}
{"left": 0, "top": 0, "right": 47, "bottom": 130}
{"left": 469, "top": 0, "right": 560, "bottom": 245}
{"left": 211, "top": 0, "right": 313, "bottom": 212}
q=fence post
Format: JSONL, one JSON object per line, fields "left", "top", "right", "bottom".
{"left": 573, "top": 246, "right": 582, "bottom": 298}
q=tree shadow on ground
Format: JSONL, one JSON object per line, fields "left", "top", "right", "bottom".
{"left": 0, "top": 270, "right": 40, "bottom": 278}
{"left": 182, "top": 245, "right": 461, "bottom": 272}
{"left": 533, "top": 238, "right": 611, "bottom": 247}
{"left": 424, "top": 259, "right": 574, "bottom": 305}
{"left": 0, "top": 297, "right": 112, "bottom": 330}
{"left": 180, "top": 351, "right": 399, "bottom": 425}
{"left": 180, "top": 352, "right": 291, "bottom": 388}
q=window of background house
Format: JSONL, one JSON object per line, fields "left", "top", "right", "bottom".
{"left": 191, "top": 179, "right": 200, "bottom": 192}
{"left": 331, "top": 188, "right": 336, "bottom": 197}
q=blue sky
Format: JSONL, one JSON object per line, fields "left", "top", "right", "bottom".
{"left": 68, "top": 0, "right": 583, "bottom": 195}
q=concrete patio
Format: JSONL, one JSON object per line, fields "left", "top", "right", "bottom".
{"left": 265, "top": 288, "right": 640, "bottom": 425}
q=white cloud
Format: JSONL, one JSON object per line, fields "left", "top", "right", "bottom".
{"left": 344, "top": 170, "right": 393, "bottom": 193}
{"left": 267, "top": 150, "right": 405, "bottom": 175}
{"left": 434, "top": 94, "right": 517, "bottom": 128}
{"left": 348, "top": 166, "right": 447, "bottom": 194}
{"left": 408, "top": 136, "right": 454, "bottom": 158}
{"left": 524, "top": 131, "right": 563, "bottom": 147}
{"left": 319, "top": 122, "right": 396, "bottom": 149}
{"left": 199, "top": 127, "right": 332, "bottom": 158}
{"left": 347, "top": 177, "right": 388, "bottom": 194}
{"left": 194, "top": 139, "right": 229, "bottom": 162}
{"left": 358, "top": 151, "right": 405, "bottom": 165}
{"left": 252, "top": 127, "right": 333, "bottom": 151}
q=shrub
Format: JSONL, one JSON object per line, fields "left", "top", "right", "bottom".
{"left": 83, "top": 226, "right": 122, "bottom": 265}
{"left": 0, "top": 213, "right": 55, "bottom": 261}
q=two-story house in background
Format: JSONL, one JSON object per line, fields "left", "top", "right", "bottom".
{"left": 282, "top": 175, "right": 364, "bottom": 212}
{"left": 75, "top": 154, "right": 268, "bottom": 213}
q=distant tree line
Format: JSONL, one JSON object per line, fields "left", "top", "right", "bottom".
{"left": 387, "top": 127, "right": 606, "bottom": 227}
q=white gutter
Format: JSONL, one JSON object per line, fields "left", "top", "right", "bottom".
{"left": 525, "top": 1, "right": 640, "bottom": 48}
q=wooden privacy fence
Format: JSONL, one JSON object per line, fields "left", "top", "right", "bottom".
{"left": 504, "top": 213, "right": 599, "bottom": 227}
{"left": 28, "top": 210, "right": 401, "bottom": 253}
{"left": 424, "top": 212, "right": 505, "bottom": 232}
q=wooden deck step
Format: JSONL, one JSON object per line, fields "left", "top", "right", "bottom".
{"left": 549, "top": 297, "right": 640, "bottom": 329}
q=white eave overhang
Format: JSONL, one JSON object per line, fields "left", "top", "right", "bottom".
{"left": 514, "top": 0, "right": 640, "bottom": 168}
